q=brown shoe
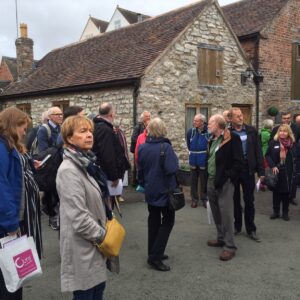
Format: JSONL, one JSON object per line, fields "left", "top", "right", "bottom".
{"left": 191, "top": 202, "right": 198, "bottom": 208}
{"left": 219, "top": 250, "right": 235, "bottom": 261}
{"left": 207, "top": 240, "right": 225, "bottom": 247}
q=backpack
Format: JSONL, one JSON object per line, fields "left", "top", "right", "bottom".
{"left": 34, "top": 146, "right": 63, "bottom": 192}
{"left": 30, "top": 124, "right": 51, "bottom": 157}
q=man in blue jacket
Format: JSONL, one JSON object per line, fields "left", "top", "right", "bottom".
{"left": 186, "top": 114, "right": 209, "bottom": 208}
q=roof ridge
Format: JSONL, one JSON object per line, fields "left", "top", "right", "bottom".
{"left": 117, "top": 6, "right": 150, "bottom": 17}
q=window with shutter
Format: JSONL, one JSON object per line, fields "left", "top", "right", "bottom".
{"left": 291, "top": 42, "right": 300, "bottom": 100}
{"left": 16, "top": 103, "right": 31, "bottom": 116}
{"left": 197, "top": 44, "right": 224, "bottom": 86}
{"left": 52, "top": 100, "right": 70, "bottom": 112}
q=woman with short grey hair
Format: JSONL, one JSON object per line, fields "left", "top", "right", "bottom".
{"left": 260, "top": 119, "right": 274, "bottom": 156}
{"left": 138, "top": 118, "right": 179, "bottom": 272}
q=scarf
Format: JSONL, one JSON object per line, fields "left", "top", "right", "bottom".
{"left": 279, "top": 137, "right": 292, "bottom": 163}
{"left": 64, "top": 146, "right": 112, "bottom": 219}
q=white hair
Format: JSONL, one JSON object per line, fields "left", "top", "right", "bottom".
{"left": 262, "top": 119, "right": 274, "bottom": 130}
{"left": 41, "top": 111, "right": 49, "bottom": 123}
{"left": 195, "top": 113, "right": 206, "bottom": 122}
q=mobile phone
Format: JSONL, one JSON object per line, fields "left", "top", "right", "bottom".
{"left": 40, "top": 154, "right": 51, "bottom": 166}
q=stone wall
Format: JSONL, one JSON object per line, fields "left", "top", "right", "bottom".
{"left": 138, "top": 4, "right": 255, "bottom": 164}
{"left": 3, "top": 86, "right": 135, "bottom": 140}
{"left": 259, "top": 0, "right": 300, "bottom": 117}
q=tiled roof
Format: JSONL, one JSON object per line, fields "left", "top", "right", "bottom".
{"left": 2, "top": 0, "right": 211, "bottom": 97}
{"left": 2, "top": 56, "right": 18, "bottom": 81}
{"left": 0, "top": 81, "right": 11, "bottom": 91}
{"left": 90, "top": 17, "right": 109, "bottom": 33}
{"left": 117, "top": 6, "right": 151, "bottom": 24}
{"left": 222, "top": 0, "right": 289, "bottom": 37}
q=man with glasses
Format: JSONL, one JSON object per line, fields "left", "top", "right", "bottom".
{"left": 37, "top": 106, "right": 63, "bottom": 230}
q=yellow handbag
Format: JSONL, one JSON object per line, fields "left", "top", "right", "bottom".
{"left": 97, "top": 218, "right": 126, "bottom": 257}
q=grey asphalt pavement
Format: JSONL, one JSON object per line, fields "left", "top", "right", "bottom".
{"left": 24, "top": 187, "right": 300, "bottom": 300}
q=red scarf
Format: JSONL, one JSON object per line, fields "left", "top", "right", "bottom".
{"left": 279, "top": 138, "right": 292, "bottom": 163}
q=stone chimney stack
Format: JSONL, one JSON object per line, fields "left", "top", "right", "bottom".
{"left": 15, "top": 23, "right": 34, "bottom": 80}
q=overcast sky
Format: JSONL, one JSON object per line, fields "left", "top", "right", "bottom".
{"left": 0, "top": 0, "right": 238, "bottom": 60}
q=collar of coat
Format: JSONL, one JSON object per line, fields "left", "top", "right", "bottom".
{"left": 210, "top": 128, "right": 232, "bottom": 150}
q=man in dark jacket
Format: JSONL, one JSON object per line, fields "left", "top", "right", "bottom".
{"left": 229, "top": 108, "right": 265, "bottom": 242}
{"left": 93, "top": 103, "right": 130, "bottom": 188}
{"left": 206, "top": 114, "right": 243, "bottom": 261}
{"left": 37, "top": 106, "right": 63, "bottom": 231}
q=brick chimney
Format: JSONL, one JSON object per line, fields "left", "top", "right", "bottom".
{"left": 15, "top": 23, "right": 34, "bottom": 80}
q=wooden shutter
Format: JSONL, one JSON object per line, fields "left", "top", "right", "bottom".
{"left": 291, "top": 43, "right": 300, "bottom": 100}
{"left": 16, "top": 103, "right": 31, "bottom": 116}
{"left": 198, "top": 44, "right": 224, "bottom": 85}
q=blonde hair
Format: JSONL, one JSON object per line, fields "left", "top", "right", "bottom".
{"left": 147, "top": 117, "right": 167, "bottom": 138}
{"left": 61, "top": 116, "right": 94, "bottom": 147}
{"left": 0, "top": 107, "right": 30, "bottom": 153}
{"left": 274, "top": 124, "right": 295, "bottom": 142}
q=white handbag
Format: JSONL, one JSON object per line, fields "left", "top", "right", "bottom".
{"left": 0, "top": 235, "right": 42, "bottom": 292}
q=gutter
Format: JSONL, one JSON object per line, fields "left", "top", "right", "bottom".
{"left": 132, "top": 78, "right": 141, "bottom": 126}
{"left": 0, "top": 78, "right": 139, "bottom": 101}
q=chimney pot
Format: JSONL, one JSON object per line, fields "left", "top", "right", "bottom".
{"left": 20, "top": 23, "right": 28, "bottom": 38}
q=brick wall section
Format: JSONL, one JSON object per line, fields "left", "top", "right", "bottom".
{"left": 259, "top": 0, "right": 300, "bottom": 116}
{"left": 0, "top": 61, "right": 14, "bottom": 81}
{"left": 139, "top": 4, "right": 255, "bottom": 163}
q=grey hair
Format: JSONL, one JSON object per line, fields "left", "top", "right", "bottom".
{"left": 140, "top": 111, "right": 151, "bottom": 121}
{"left": 262, "top": 119, "right": 274, "bottom": 130}
{"left": 147, "top": 117, "right": 167, "bottom": 138}
{"left": 41, "top": 111, "right": 49, "bottom": 123}
{"left": 194, "top": 113, "right": 206, "bottom": 122}
{"left": 211, "top": 114, "right": 226, "bottom": 130}
{"left": 47, "top": 106, "right": 61, "bottom": 115}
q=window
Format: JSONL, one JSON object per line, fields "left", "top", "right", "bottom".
{"left": 52, "top": 100, "right": 69, "bottom": 112}
{"left": 16, "top": 103, "right": 31, "bottom": 116}
{"left": 291, "top": 42, "right": 300, "bottom": 100}
{"left": 197, "top": 44, "right": 224, "bottom": 86}
{"left": 114, "top": 20, "right": 121, "bottom": 29}
{"left": 185, "top": 104, "right": 210, "bottom": 132}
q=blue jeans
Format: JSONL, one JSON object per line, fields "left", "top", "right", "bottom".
{"left": 73, "top": 282, "right": 106, "bottom": 300}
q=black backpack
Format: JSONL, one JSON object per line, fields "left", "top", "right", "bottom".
{"left": 34, "top": 146, "right": 63, "bottom": 192}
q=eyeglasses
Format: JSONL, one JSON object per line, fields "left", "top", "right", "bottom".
{"left": 50, "top": 113, "right": 63, "bottom": 116}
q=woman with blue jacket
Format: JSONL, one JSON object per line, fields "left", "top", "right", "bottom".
{"left": 0, "top": 107, "right": 42, "bottom": 300}
{"left": 138, "top": 118, "right": 178, "bottom": 272}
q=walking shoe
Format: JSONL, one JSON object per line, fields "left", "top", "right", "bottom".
{"left": 49, "top": 216, "right": 59, "bottom": 231}
{"left": 234, "top": 228, "right": 241, "bottom": 235}
{"left": 248, "top": 231, "right": 261, "bottom": 242}
{"left": 161, "top": 254, "right": 169, "bottom": 260}
{"left": 219, "top": 250, "right": 235, "bottom": 261}
{"left": 191, "top": 202, "right": 198, "bottom": 208}
{"left": 147, "top": 259, "right": 170, "bottom": 271}
{"left": 207, "top": 240, "right": 225, "bottom": 247}
{"left": 202, "top": 201, "right": 207, "bottom": 209}
{"left": 270, "top": 213, "right": 280, "bottom": 219}
{"left": 282, "top": 214, "right": 290, "bottom": 221}
{"left": 290, "top": 199, "right": 297, "bottom": 206}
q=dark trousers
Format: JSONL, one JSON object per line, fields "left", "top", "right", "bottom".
{"left": 147, "top": 205, "right": 175, "bottom": 261}
{"left": 273, "top": 192, "right": 289, "bottom": 215}
{"left": 73, "top": 282, "right": 106, "bottom": 300}
{"left": 42, "top": 190, "right": 59, "bottom": 217}
{"left": 233, "top": 169, "right": 256, "bottom": 234}
{"left": 0, "top": 270, "right": 22, "bottom": 300}
{"left": 190, "top": 167, "right": 207, "bottom": 203}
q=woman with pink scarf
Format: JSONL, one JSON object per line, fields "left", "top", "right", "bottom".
{"left": 265, "top": 124, "right": 300, "bottom": 221}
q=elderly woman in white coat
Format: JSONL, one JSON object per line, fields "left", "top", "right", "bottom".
{"left": 56, "top": 116, "right": 108, "bottom": 300}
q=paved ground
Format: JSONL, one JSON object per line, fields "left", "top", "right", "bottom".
{"left": 23, "top": 187, "right": 300, "bottom": 300}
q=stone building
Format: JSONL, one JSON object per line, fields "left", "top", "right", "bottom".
{"left": 223, "top": 0, "right": 300, "bottom": 120}
{"left": 0, "top": 0, "right": 255, "bottom": 164}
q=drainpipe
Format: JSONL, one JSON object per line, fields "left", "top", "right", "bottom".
{"left": 132, "top": 79, "right": 140, "bottom": 126}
